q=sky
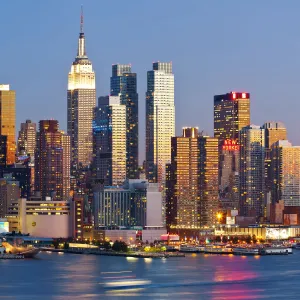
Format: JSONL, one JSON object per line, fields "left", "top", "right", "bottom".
{"left": 1, "top": 0, "right": 300, "bottom": 163}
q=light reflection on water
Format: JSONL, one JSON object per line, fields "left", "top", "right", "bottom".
{"left": 0, "top": 252, "right": 300, "bottom": 299}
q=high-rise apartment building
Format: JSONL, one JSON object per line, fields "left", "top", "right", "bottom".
{"left": 62, "top": 134, "right": 71, "bottom": 201}
{"left": 67, "top": 10, "right": 96, "bottom": 168}
{"left": 35, "top": 120, "right": 70, "bottom": 201}
{"left": 166, "top": 129, "right": 219, "bottom": 229}
{"left": 0, "top": 178, "right": 20, "bottom": 218}
{"left": 0, "top": 84, "right": 16, "bottom": 166}
{"left": 146, "top": 62, "right": 175, "bottom": 185}
{"left": 110, "top": 64, "right": 139, "bottom": 179}
{"left": 214, "top": 92, "right": 250, "bottom": 207}
{"left": 0, "top": 136, "right": 7, "bottom": 168}
{"left": 271, "top": 140, "right": 300, "bottom": 206}
{"left": 239, "top": 125, "right": 265, "bottom": 219}
{"left": 17, "top": 120, "right": 36, "bottom": 157}
{"left": 93, "top": 96, "right": 126, "bottom": 186}
{"left": 262, "top": 122, "right": 287, "bottom": 193}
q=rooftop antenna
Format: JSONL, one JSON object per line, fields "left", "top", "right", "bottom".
{"left": 80, "top": 5, "right": 84, "bottom": 34}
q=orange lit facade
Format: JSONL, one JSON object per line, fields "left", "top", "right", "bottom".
{"left": 166, "top": 129, "right": 219, "bottom": 229}
{"left": 0, "top": 85, "right": 16, "bottom": 166}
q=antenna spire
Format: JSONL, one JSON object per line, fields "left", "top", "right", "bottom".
{"left": 80, "top": 5, "right": 84, "bottom": 34}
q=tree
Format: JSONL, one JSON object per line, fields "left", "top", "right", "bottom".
{"left": 103, "top": 241, "right": 111, "bottom": 250}
{"left": 215, "top": 236, "right": 221, "bottom": 243}
{"left": 232, "top": 236, "right": 239, "bottom": 244}
{"left": 252, "top": 235, "right": 257, "bottom": 244}
{"left": 52, "top": 240, "right": 59, "bottom": 249}
{"left": 64, "top": 242, "right": 69, "bottom": 250}
{"left": 245, "top": 235, "right": 251, "bottom": 244}
{"left": 112, "top": 240, "right": 128, "bottom": 252}
{"left": 222, "top": 236, "right": 228, "bottom": 243}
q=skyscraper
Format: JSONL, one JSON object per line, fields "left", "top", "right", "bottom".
{"left": 17, "top": 119, "right": 36, "bottom": 157}
{"left": 271, "top": 140, "right": 300, "bottom": 206}
{"left": 67, "top": 9, "right": 96, "bottom": 168}
{"left": 110, "top": 64, "right": 139, "bottom": 179}
{"left": 93, "top": 96, "right": 126, "bottom": 186}
{"left": 166, "top": 128, "right": 219, "bottom": 229}
{"left": 239, "top": 125, "right": 265, "bottom": 219}
{"left": 0, "top": 84, "right": 16, "bottom": 166}
{"left": 146, "top": 62, "right": 175, "bottom": 185}
{"left": 61, "top": 134, "right": 71, "bottom": 201}
{"left": 0, "top": 136, "right": 7, "bottom": 168}
{"left": 214, "top": 92, "right": 250, "bottom": 207}
{"left": 35, "top": 120, "right": 70, "bottom": 201}
{"left": 166, "top": 127, "right": 199, "bottom": 229}
{"left": 262, "top": 122, "right": 287, "bottom": 193}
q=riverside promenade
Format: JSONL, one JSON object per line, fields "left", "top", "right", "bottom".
{"left": 40, "top": 248, "right": 185, "bottom": 258}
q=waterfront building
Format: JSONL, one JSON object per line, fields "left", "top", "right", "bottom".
{"left": 166, "top": 128, "right": 219, "bottom": 229}
{"left": 214, "top": 92, "right": 250, "bottom": 208}
{"left": 145, "top": 62, "right": 175, "bottom": 185}
{"left": 93, "top": 180, "right": 162, "bottom": 228}
{"left": 239, "top": 125, "right": 265, "bottom": 219}
{"left": 0, "top": 178, "right": 20, "bottom": 218}
{"left": 270, "top": 140, "right": 300, "bottom": 206}
{"left": 17, "top": 120, "right": 36, "bottom": 158}
{"left": 93, "top": 96, "right": 126, "bottom": 186}
{"left": 35, "top": 120, "right": 70, "bottom": 201}
{"left": 110, "top": 64, "right": 139, "bottom": 179}
{"left": 262, "top": 122, "right": 287, "bottom": 193}
{"left": 0, "top": 84, "right": 16, "bottom": 166}
{"left": 7, "top": 198, "right": 71, "bottom": 238}
{"left": 67, "top": 10, "right": 96, "bottom": 168}
{"left": 71, "top": 194, "right": 84, "bottom": 239}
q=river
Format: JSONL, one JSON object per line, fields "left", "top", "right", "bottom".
{"left": 1, "top": 251, "right": 300, "bottom": 299}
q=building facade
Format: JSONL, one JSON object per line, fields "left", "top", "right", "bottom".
{"left": 35, "top": 120, "right": 70, "bottom": 201}
{"left": 271, "top": 140, "right": 300, "bottom": 206}
{"left": 111, "top": 64, "right": 139, "bottom": 179}
{"left": 0, "top": 84, "right": 16, "bottom": 166}
{"left": 17, "top": 120, "right": 36, "bottom": 157}
{"left": 0, "top": 178, "right": 20, "bottom": 218}
{"left": 93, "top": 96, "right": 126, "bottom": 186}
{"left": 67, "top": 12, "right": 96, "bottom": 168}
{"left": 239, "top": 125, "right": 265, "bottom": 219}
{"left": 146, "top": 62, "right": 175, "bottom": 185}
{"left": 166, "top": 129, "right": 219, "bottom": 229}
{"left": 214, "top": 92, "right": 250, "bottom": 208}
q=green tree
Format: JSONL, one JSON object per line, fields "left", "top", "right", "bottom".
{"left": 215, "top": 236, "right": 221, "bottom": 243}
{"left": 103, "top": 241, "right": 111, "bottom": 250}
{"left": 63, "top": 242, "right": 69, "bottom": 250}
{"left": 52, "top": 240, "right": 59, "bottom": 249}
{"left": 222, "top": 236, "right": 228, "bottom": 243}
{"left": 252, "top": 235, "right": 257, "bottom": 244}
{"left": 245, "top": 235, "right": 251, "bottom": 244}
{"left": 232, "top": 236, "right": 239, "bottom": 244}
{"left": 112, "top": 240, "right": 128, "bottom": 252}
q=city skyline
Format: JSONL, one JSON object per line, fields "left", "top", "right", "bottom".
{"left": 1, "top": 1, "right": 300, "bottom": 164}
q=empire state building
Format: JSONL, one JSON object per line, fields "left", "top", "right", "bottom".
{"left": 67, "top": 9, "right": 96, "bottom": 168}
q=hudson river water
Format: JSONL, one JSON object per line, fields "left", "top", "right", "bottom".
{"left": 2, "top": 251, "right": 300, "bottom": 299}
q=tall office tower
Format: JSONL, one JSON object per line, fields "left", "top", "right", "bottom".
{"left": 110, "top": 64, "right": 139, "bottom": 179}
{"left": 0, "top": 136, "right": 7, "bottom": 168}
{"left": 67, "top": 9, "right": 96, "bottom": 168}
{"left": 198, "top": 136, "right": 219, "bottom": 227}
{"left": 271, "top": 140, "right": 300, "bottom": 206}
{"left": 17, "top": 119, "right": 36, "bottom": 157}
{"left": 61, "top": 133, "right": 71, "bottom": 201}
{"left": 0, "top": 84, "right": 16, "bottom": 166}
{"left": 35, "top": 120, "right": 69, "bottom": 201}
{"left": 239, "top": 125, "right": 265, "bottom": 219}
{"left": 93, "top": 96, "right": 126, "bottom": 186}
{"left": 214, "top": 92, "right": 250, "bottom": 207}
{"left": 166, "top": 129, "right": 219, "bottom": 229}
{"left": 262, "top": 122, "right": 287, "bottom": 193}
{"left": 146, "top": 62, "right": 175, "bottom": 185}
{"left": 166, "top": 127, "right": 199, "bottom": 229}
{"left": 0, "top": 178, "right": 20, "bottom": 218}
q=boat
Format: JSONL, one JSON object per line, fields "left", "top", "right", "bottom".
{"left": 260, "top": 247, "right": 289, "bottom": 255}
{"left": 232, "top": 247, "right": 260, "bottom": 255}
{"left": 0, "top": 237, "right": 40, "bottom": 258}
{"left": 203, "top": 245, "right": 232, "bottom": 254}
{"left": 179, "top": 244, "right": 202, "bottom": 253}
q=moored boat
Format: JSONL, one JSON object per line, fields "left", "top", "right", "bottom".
{"left": 233, "top": 247, "right": 260, "bottom": 255}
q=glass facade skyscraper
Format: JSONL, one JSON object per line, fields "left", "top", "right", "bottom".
{"left": 110, "top": 64, "right": 139, "bottom": 179}
{"left": 0, "top": 84, "right": 16, "bottom": 166}
{"left": 146, "top": 62, "right": 175, "bottom": 185}
{"left": 93, "top": 96, "right": 126, "bottom": 186}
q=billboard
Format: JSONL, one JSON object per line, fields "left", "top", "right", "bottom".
{"left": 266, "top": 228, "right": 289, "bottom": 240}
{"left": 283, "top": 214, "right": 297, "bottom": 225}
{"left": 222, "top": 139, "right": 240, "bottom": 151}
{"left": 0, "top": 221, "right": 9, "bottom": 233}
{"left": 226, "top": 217, "right": 235, "bottom": 225}
{"left": 160, "top": 234, "right": 179, "bottom": 241}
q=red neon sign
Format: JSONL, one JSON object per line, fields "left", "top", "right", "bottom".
{"left": 222, "top": 139, "right": 240, "bottom": 151}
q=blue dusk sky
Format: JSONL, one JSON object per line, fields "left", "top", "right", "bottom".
{"left": 1, "top": 0, "right": 300, "bottom": 162}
